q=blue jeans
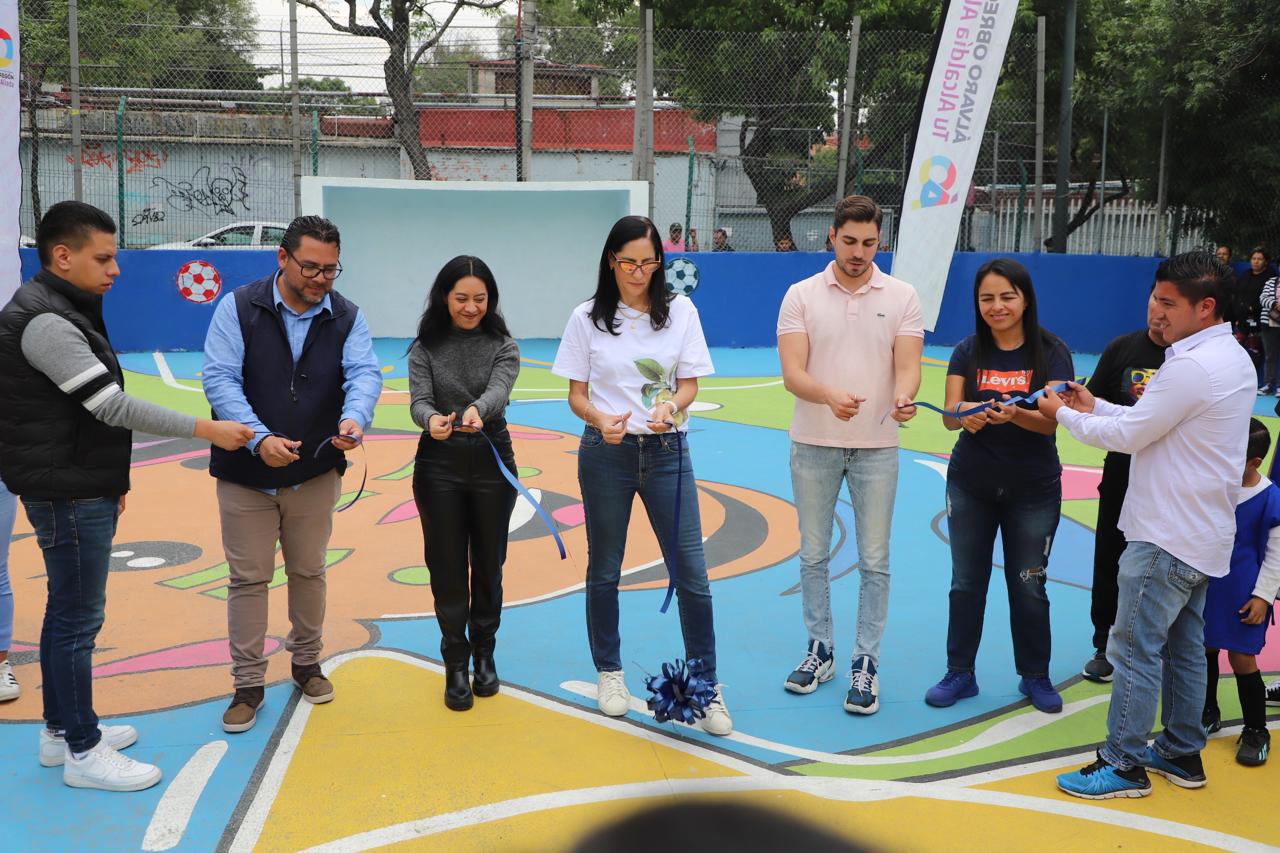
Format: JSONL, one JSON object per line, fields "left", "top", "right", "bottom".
{"left": 578, "top": 427, "right": 717, "bottom": 682}
{"left": 790, "top": 442, "right": 897, "bottom": 664}
{"left": 945, "top": 472, "right": 1060, "bottom": 678}
{"left": 22, "top": 497, "right": 120, "bottom": 753}
{"left": 0, "top": 478, "right": 15, "bottom": 652}
{"left": 1101, "top": 541, "right": 1209, "bottom": 770}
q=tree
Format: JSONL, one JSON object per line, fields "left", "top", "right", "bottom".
{"left": 18, "top": 0, "right": 264, "bottom": 224}
{"left": 295, "top": 0, "right": 506, "bottom": 180}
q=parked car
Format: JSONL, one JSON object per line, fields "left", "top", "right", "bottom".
{"left": 149, "top": 222, "right": 288, "bottom": 250}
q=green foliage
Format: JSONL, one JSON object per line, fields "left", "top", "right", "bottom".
{"left": 19, "top": 0, "right": 264, "bottom": 91}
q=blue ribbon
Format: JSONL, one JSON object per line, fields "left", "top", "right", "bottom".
{"left": 456, "top": 426, "right": 567, "bottom": 560}
{"left": 883, "top": 379, "right": 1082, "bottom": 422}
{"left": 645, "top": 421, "right": 683, "bottom": 615}
{"left": 644, "top": 657, "right": 716, "bottom": 725}
{"left": 315, "top": 433, "right": 365, "bottom": 513}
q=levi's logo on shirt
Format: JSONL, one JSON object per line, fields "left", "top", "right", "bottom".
{"left": 977, "top": 369, "right": 1032, "bottom": 394}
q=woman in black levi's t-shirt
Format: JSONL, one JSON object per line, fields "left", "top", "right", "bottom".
{"left": 923, "top": 258, "right": 1074, "bottom": 716}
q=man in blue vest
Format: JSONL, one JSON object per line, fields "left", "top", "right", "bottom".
{"left": 202, "top": 215, "right": 382, "bottom": 733}
{"left": 0, "top": 201, "right": 254, "bottom": 792}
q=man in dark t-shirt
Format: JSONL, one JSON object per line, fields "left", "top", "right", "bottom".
{"left": 1080, "top": 288, "right": 1170, "bottom": 682}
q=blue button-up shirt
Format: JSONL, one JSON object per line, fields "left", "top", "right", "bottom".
{"left": 202, "top": 272, "right": 383, "bottom": 455}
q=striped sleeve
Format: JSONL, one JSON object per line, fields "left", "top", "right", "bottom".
{"left": 21, "top": 313, "right": 196, "bottom": 437}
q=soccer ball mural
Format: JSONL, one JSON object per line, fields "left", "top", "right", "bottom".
{"left": 665, "top": 257, "right": 700, "bottom": 297}
{"left": 176, "top": 260, "right": 223, "bottom": 304}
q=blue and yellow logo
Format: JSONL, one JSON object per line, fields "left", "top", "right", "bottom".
{"left": 0, "top": 29, "right": 13, "bottom": 69}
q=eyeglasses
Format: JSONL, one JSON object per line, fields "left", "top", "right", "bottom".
{"left": 614, "top": 256, "right": 662, "bottom": 275}
{"left": 286, "top": 249, "right": 343, "bottom": 280}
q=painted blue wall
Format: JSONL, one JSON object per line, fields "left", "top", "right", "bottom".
{"left": 18, "top": 247, "right": 1206, "bottom": 354}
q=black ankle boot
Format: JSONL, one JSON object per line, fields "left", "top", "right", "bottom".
{"left": 473, "top": 652, "right": 500, "bottom": 697}
{"left": 444, "top": 665, "right": 473, "bottom": 711}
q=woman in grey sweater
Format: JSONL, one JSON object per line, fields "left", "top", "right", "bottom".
{"left": 408, "top": 256, "right": 520, "bottom": 711}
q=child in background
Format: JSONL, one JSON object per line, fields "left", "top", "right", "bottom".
{"left": 1203, "top": 417, "right": 1280, "bottom": 765}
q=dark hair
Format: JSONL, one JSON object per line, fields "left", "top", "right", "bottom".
{"left": 669, "top": 222, "right": 682, "bottom": 233}
{"left": 590, "top": 215, "right": 671, "bottom": 335}
{"left": 281, "top": 215, "right": 341, "bottom": 252}
{"left": 1155, "top": 251, "right": 1233, "bottom": 319}
{"left": 832, "top": 195, "right": 883, "bottom": 232}
{"left": 412, "top": 255, "right": 510, "bottom": 349}
{"left": 1248, "top": 417, "right": 1272, "bottom": 461}
{"left": 1250, "top": 246, "right": 1269, "bottom": 262}
{"left": 569, "top": 802, "right": 867, "bottom": 853}
{"left": 36, "top": 201, "right": 116, "bottom": 266}
{"left": 969, "top": 257, "right": 1061, "bottom": 396}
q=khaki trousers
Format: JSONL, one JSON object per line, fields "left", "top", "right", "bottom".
{"left": 217, "top": 471, "right": 341, "bottom": 689}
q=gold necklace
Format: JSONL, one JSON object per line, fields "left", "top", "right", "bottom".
{"left": 618, "top": 303, "right": 648, "bottom": 330}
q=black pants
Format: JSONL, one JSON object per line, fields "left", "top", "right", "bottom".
{"left": 1091, "top": 452, "right": 1130, "bottom": 652}
{"left": 412, "top": 429, "right": 517, "bottom": 667}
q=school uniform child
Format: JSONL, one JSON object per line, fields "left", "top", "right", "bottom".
{"left": 1203, "top": 417, "right": 1280, "bottom": 765}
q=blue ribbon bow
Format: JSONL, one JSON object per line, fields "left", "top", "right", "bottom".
{"left": 644, "top": 657, "right": 717, "bottom": 725}
{"left": 883, "top": 379, "right": 1084, "bottom": 422}
{"left": 456, "top": 426, "right": 567, "bottom": 560}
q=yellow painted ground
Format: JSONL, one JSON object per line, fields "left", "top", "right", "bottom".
{"left": 248, "top": 654, "right": 1274, "bottom": 853}
{"left": 252, "top": 656, "right": 744, "bottom": 853}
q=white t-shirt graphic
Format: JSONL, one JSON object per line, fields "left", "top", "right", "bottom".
{"left": 552, "top": 295, "right": 715, "bottom": 435}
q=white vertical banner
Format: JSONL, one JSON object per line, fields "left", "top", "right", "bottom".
{"left": 891, "top": 0, "right": 1019, "bottom": 329}
{"left": 0, "top": 0, "right": 19, "bottom": 305}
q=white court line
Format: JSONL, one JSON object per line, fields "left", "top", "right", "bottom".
{"left": 141, "top": 740, "right": 229, "bottom": 851}
{"left": 559, "top": 680, "right": 1109, "bottom": 766}
{"left": 295, "top": 771, "right": 1271, "bottom": 853}
{"left": 226, "top": 650, "right": 765, "bottom": 853}
{"left": 151, "top": 352, "right": 204, "bottom": 394}
{"left": 380, "top": 537, "right": 708, "bottom": 619}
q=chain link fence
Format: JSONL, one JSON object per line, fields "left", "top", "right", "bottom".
{"left": 15, "top": 1, "right": 1238, "bottom": 255}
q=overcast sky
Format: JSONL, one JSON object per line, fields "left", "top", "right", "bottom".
{"left": 251, "top": 0, "right": 511, "bottom": 91}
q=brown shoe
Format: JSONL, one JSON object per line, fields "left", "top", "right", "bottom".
{"left": 292, "top": 662, "right": 334, "bottom": 704}
{"left": 223, "top": 686, "right": 265, "bottom": 733}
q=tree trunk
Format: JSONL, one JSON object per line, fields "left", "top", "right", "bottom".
{"left": 384, "top": 50, "right": 432, "bottom": 179}
{"left": 26, "top": 72, "right": 43, "bottom": 226}
{"left": 739, "top": 121, "right": 836, "bottom": 247}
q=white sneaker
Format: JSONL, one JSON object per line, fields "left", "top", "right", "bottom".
{"left": 700, "top": 685, "right": 733, "bottom": 736}
{"left": 63, "top": 740, "right": 161, "bottom": 792}
{"left": 0, "top": 660, "right": 18, "bottom": 702}
{"left": 597, "top": 670, "right": 631, "bottom": 717}
{"left": 40, "top": 724, "right": 139, "bottom": 767}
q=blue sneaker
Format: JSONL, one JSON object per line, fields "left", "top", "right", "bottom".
{"left": 843, "top": 656, "right": 879, "bottom": 715}
{"left": 1018, "top": 676, "right": 1063, "bottom": 713}
{"left": 924, "top": 671, "right": 979, "bottom": 707}
{"left": 784, "top": 641, "right": 834, "bottom": 694}
{"left": 1145, "top": 746, "right": 1207, "bottom": 788}
{"left": 1057, "top": 753, "right": 1151, "bottom": 799}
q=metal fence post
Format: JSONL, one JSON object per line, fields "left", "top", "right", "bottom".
{"left": 1096, "top": 106, "right": 1108, "bottom": 254}
{"left": 834, "top": 16, "right": 861, "bottom": 200}
{"left": 1155, "top": 101, "right": 1169, "bottom": 256}
{"left": 631, "top": 1, "right": 655, "bottom": 220}
{"left": 68, "top": 0, "right": 83, "bottom": 201}
{"left": 518, "top": 0, "right": 535, "bottom": 180}
{"left": 116, "top": 97, "right": 126, "bottom": 247}
{"left": 684, "top": 135, "right": 694, "bottom": 246}
{"left": 312, "top": 110, "right": 320, "bottom": 176}
{"left": 289, "top": 0, "right": 302, "bottom": 217}
{"left": 1051, "top": 0, "right": 1077, "bottom": 253}
{"left": 1033, "top": 16, "right": 1045, "bottom": 252}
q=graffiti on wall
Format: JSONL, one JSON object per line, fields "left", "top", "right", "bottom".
{"left": 151, "top": 165, "right": 251, "bottom": 218}
{"left": 65, "top": 142, "right": 170, "bottom": 174}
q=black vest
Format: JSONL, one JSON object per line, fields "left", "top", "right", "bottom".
{"left": 0, "top": 271, "right": 133, "bottom": 498}
{"left": 208, "top": 275, "right": 357, "bottom": 489}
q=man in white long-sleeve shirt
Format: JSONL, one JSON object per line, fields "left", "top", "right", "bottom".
{"left": 1038, "top": 252, "right": 1255, "bottom": 799}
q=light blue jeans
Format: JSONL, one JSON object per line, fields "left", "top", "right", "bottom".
{"left": 0, "top": 477, "right": 15, "bottom": 652}
{"left": 1101, "top": 540, "right": 1210, "bottom": 770}
{"left": 790, "top": 442, "right": 897, "bottom": 665}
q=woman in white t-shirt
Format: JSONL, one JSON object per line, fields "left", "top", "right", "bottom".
{"left": 552, "top": 215, "right": 731, "bottom": 736}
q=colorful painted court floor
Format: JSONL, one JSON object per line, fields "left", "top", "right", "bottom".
{"left": 2, "top": 343, "right": 1278, "bottom": 852}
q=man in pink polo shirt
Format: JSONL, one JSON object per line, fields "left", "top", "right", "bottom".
{"left": 776, "top": 195, "right": 924, "bottom": 715}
